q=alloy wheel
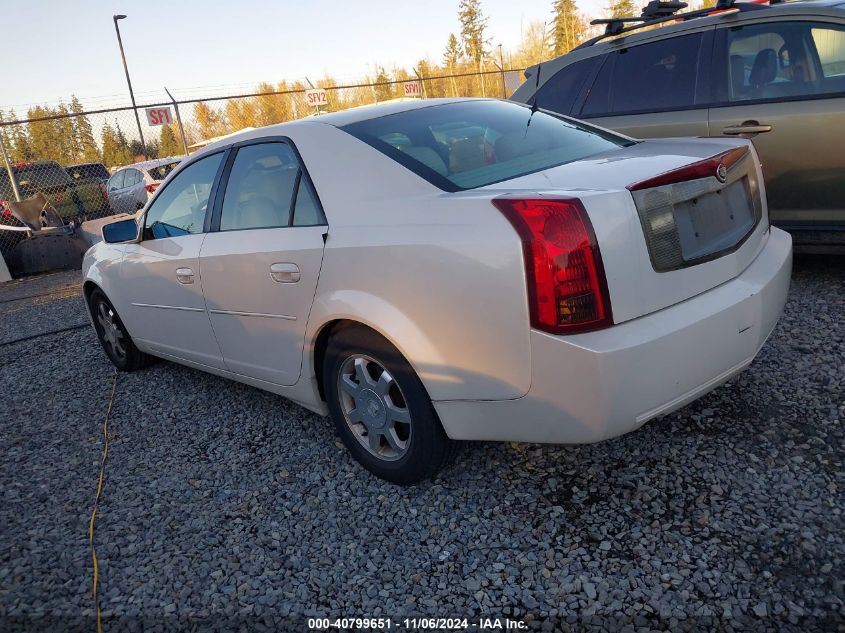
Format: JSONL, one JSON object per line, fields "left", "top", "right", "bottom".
{"left": 96, "top": 301, "right": 126, "bottom": 362}
{"left": 337, "top": 354, "right": 412, "bottom": 461}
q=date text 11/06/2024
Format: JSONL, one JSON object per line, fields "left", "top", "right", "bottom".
{"left": 308, "top": 617, "right": 527, "bottom": 630}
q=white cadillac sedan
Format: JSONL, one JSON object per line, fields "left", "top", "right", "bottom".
{"left": 83, "top": 98, "right": 792, "bottom": 484}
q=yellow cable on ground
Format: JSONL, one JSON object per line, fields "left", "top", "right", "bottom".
{"left": 88, "top": 369, "right": 118, "bottom": 633}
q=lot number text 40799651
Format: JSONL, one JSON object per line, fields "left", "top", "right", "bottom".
{"left": 308, "top": 617, "right": 526, "bottom": 630}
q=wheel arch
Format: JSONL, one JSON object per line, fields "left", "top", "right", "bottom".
{"left": 307, "top": 294, "right": 451, "bottom": 405}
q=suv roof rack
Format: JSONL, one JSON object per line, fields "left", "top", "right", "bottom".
{"left": 575, "top": 0, "right": 773, "bottom": 50}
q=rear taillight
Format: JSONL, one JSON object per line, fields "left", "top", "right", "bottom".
{"left": 53, "top": 192, "right": 64, "bottom": 203}
{"left": 145, "top": 182, "right": 160, "bottom": 194}
{"left": 1, "top": 200, "right": 10, "bottom": 216}
{"left": 493, "top": 197, "right": 613, "bottom": 334}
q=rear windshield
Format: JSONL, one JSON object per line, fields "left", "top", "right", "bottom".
{"left": 340, "top": 100, "right": 631, "bottom": 191}
{"left": 66, "top": 163, "right": 110, "bottom": 181}
{"left": 147, "top": 161, "right": 181, "bottom": 181}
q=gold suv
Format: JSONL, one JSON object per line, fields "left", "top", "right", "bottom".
{"left": 511, "top": 0, "right": 845, "bottom": 252}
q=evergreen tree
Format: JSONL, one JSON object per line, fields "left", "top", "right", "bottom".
{"left": 159, "top": 124, "right": 182, "bottom": 156}
{"left": 443, "top": 34, "right": 463, "bottom": 97}
{"left": 70, "top": 95, "right": 100, "bottom": 163}
{"left": 54, "top": 103, "right": 76, "bottom": 164}
{"left": 609, "top": 0, "right": 637, "bottom": 19}
{"left": 0, "top": 110, "right": 15, "bottom": 161}
{"left": 458, "top": 0, "right": 489, "bottom": 65}
{"left": 443, "top": 33, "right": 463, "bottom": 68}
{"left": 7, "top": 110, "right": 32, "bottom": 162}
{"left": 102, "top": 120, "right": 133, "bottom": 167}
{"left": 26, "top": 106, "right": 56, "bottom": 161}
{"left": 374, "top": 67, "right": 392, "bottom": 102}
{"left": 552, "top": 0, "right": 587, "bottom": 54}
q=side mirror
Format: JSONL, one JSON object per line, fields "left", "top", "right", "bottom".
{"left": 102, "top": 218, "right": 139, "bottom": 243}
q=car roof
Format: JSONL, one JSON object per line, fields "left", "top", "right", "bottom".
{"left": 116, "top": 157, "right": 182, "bottom": 172}
{"left": 524, "top": 0, "right": 845, "bottom": 79}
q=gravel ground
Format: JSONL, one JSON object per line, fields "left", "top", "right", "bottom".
{"left": 0, "top": 259, "right": 842, "bottom": 632}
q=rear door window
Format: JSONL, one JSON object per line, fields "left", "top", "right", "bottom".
{"left": 721, "top": 22, "right": 845, "bottom": 102}
{"left": 581, "top": 32, "right": 704, "bottom": 116}
{"left": 531, "top": 57, "right": 601, "bottom": 116}
{"left": 813, "top": 25, "right": 845, "bottom": 81}
{"left": 219, "top": 143, "right": 300, "bottom": 231}
{"left": 125, "top": 169, "right": 141, "bottom": 187}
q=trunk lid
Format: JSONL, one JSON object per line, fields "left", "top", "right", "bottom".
{"left": 481, "top": 137, "right": 770, "bottom": 323}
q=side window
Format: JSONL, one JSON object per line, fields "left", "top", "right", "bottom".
{"left": 292, "top": 177, "right": 322, "bottom": 226}
{"left": 582, "top": 33, "right": 703, "bottom": 116}
{"left": 125, "top": 169, "right": 140, "bottom": 187}
{"left": 811, "top": 24, "right": 845, "bottom": 92}
{"left": 108, "top": 171, "right": 125, "bottom": 191}
{"left": 724, "top": 22, "right": 845, "bottom": 102}
{"left": 531, "top": 57, "right": 600, "bottom": 116}
{"left": 219, "top": 143, "right": 300, "bottom": 231}
{"left": 143, "top": 152, "right": 223, "bottom": 240}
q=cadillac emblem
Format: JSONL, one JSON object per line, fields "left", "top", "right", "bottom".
{"left": 716, "top": 163, "right": 728, "bottom": 183}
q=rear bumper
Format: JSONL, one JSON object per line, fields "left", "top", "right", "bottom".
{"left": 434, "top": 227, "right": 792, "bottom": 444}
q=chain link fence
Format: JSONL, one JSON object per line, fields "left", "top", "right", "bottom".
{"left": 0, "top": 67, "right": 525, "bottom": 264}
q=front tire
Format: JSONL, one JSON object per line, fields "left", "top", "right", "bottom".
{"left": 323, "top": 327, "right": 453, "bottom": 485}
{"left": 88, "top": 288, "right": 151, "bottom": 371}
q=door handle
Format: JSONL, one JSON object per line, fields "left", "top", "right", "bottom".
{"left": 722, "top": 121, "right": 772, "bottom": 135}
{"left": 270, "top": 262, "right": 301, "bottom": 283}
{"left": 176, "top": 267, "right": 195, "bottom": 284}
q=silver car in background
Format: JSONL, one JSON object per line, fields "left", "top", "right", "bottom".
{"left": 106, "top": 157, "right": 182, "bottom": 214}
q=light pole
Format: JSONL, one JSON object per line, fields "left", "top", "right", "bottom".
{"left": 112, "top": 14, "right": 146, "bottom": 158}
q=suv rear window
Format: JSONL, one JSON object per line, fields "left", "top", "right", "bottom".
{"left": 66, "top": 164, "right": 109, "bottom": 181}
{"left": 341, "top": 100, "right": 630, "bottom": 191}
{"left": 0, "top": 162, "right": 72, "bottom": 198}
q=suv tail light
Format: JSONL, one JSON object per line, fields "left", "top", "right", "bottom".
{"left": 493, "top": 197, "right": 613, "bottom": 334}
{"left": 145, "top": 182, "right": 160, "bottom": 194}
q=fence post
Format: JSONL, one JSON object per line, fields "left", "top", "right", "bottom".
{"left": 0, "top": 134, "right": 21, "bottom": 203}
{"left": 164, "top": 87, "right": 190, "bottom": 156}
{"left": 0, "top": 131, "right": 14, "bottom": 281}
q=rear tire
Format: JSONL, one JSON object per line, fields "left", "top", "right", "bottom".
{"left": 323, "top": 327, "right": 454, "bottom": 485}
{"left": 88, "top": 289, "right": 151, "bottom": 372}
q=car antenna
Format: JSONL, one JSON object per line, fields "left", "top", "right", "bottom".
{"left": 525, "top": 62, "right": 543, "bottom": 135}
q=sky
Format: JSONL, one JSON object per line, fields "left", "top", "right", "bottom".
{"left": 1, "top": 0, "right": 608, "bottom": 114}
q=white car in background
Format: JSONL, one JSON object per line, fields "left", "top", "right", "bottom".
{"left": 106, "top": 157, "right": 182, "bottom": 214}
{"left": 82, "top": 98, "right": 792, "bottom": 484}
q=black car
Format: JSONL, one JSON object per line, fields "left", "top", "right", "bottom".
{"left": 0, "top": 160, "right": 111, "bottom": 221}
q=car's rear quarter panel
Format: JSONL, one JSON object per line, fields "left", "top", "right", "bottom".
{"left": 290, "top": 123, "right": 532, "bottom": 401}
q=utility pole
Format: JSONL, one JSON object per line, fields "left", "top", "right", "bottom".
{"left": 113, "top": 15, "right": 146, "bottom": 159}
{"left": 498, "top": 44, "right": 506, "bottom": 98}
